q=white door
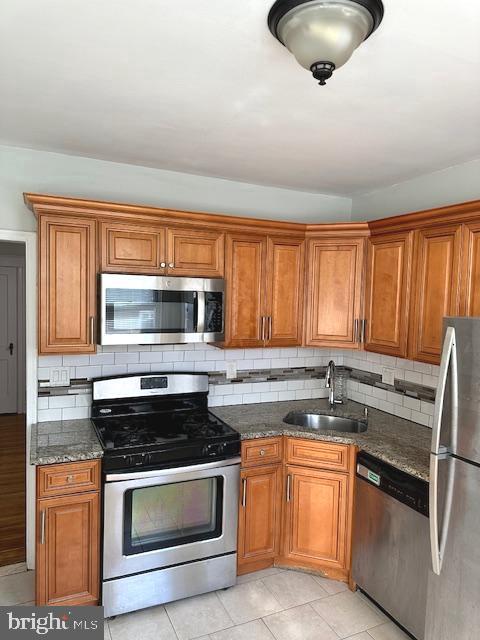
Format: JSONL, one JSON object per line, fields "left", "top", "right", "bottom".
{"left": 0, "top": 266, "right": 18, "bottom": 413}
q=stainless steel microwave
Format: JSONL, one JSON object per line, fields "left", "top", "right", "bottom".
{"left": 99, "top": 274, "right": 225, "bottom": 345}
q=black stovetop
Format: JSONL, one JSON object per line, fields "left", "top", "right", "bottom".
{"left": 91, "top": 393, "right": 240, "bottom": 472}
{"left": 93, "top": 409, "right": 235, "bottom": 450}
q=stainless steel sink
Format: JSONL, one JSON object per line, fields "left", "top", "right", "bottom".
{"left": 283, "top": 411, "right": 367, "bottom": 433}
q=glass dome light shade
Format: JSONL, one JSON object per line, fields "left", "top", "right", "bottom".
{"left": 276, "top": 1, "right": 374, "bottom": 71}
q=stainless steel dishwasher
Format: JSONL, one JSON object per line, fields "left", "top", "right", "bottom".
{"left": 352, "top": 452, "right": 430, "bottom": 640}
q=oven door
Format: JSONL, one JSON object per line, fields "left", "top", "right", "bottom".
{"left": 103, "top": 458, "right": 240, "bottom": 580}
{"left": 99, "top": 273, "right": 224, "bottom": 345}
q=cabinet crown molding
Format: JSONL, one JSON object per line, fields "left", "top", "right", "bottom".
{"left": 25, "top": 192, "right": 480, "bottom": 236}
{"left": 24, "top": 193, "right": 304, "bottom": 236}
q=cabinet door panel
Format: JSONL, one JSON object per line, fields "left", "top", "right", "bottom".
{"left": 36, "top": 492, "right": 99, "bottom": 606}
{"left": 305, "top": 239, "right": 364, "bottom": 348}
{"left": 224, "top": 235, "right": 266, "bottom": 347}
{"left": 39, "top": 216, "right": 96, "bottom": 354}
{"left": 462, "top": 222, "right": 480, "bottom": 316}
{"left": 238, "top": 465, "right": 282, "bottom": 569}
{"left": 167, "top": 228, "right": 224, "bottom": 277}
{"left": 410, "top": 225, "right": 462, "bottom": 363}
{"left": 364, "top": 232, "right": 412, "bottom": 357}
{"left": 284, "top": 466, "right": 348, "bottom": 570}
{"left": 100, "top": 222, "right": 164, "bottom": 273}
{"left": 266, "top": 238, "right": 304, "bottom": 346}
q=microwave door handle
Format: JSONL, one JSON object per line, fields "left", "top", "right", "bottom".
{"left": 197, "top": 291, "right": 205, "bottom": 334}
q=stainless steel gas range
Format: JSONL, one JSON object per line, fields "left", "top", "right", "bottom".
{"left": 91, "top": 373, "right": 240, "bottom": 618}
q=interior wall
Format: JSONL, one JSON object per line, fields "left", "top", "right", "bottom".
{"left": 351, "top": 158, "right": 480, "bottom": 220}
{"left": 0, "top": 144, "right": 352, "bottom": 233}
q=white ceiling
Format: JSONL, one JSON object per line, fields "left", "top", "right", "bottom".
{"left": 1, "top": 0, "right": 479, "bottom": 196}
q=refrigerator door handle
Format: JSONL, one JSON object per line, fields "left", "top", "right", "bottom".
{"left": 429, "top": 452, "right": 455, "bottom": 575}
{"left": 431, "top": 326, "right": 458, "bottom": 455}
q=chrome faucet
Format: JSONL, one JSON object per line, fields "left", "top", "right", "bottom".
{"left": 325, "top": 360, "right": 342, "bottom": 407}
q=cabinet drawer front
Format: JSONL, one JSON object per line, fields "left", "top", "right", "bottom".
{"left": 38, "top": 461, "right": 100, "bottom": 498}
{"left": 286, "top": 438, "right": 349, "bottom": 472}
{"left": 241, "top": 438, "right": 282, "bottom": 467}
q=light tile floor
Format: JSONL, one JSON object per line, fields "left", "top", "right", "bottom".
{"left": 0, "top": 565, "right": 410, "bottom": 640}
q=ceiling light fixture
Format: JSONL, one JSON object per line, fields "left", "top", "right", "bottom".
{"left": 268, "top": 0, "right": 384, "bottom": 85}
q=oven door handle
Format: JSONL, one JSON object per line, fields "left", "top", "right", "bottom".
{"left": 105, "top": 456, "right": 241, "bottom": 482}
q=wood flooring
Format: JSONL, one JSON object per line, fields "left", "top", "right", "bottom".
{"left": 0, "top": 414, "right": 25, "bottom": 566}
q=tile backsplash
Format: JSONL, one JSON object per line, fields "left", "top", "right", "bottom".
{"left": 37, "top": 345, "right": 439, "bottom": 427}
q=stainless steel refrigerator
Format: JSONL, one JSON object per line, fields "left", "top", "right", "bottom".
{"left": 425, "top": 317, "right": 480, "bottom": 640}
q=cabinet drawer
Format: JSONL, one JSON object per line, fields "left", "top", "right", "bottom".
{"left": 241, "top": 438, "right": 282, "bottom": 467}
{"left": 37, "top": 460, "right": 100, "bottom": 498}
{"left": 285, "top": 438, "right": 350, "bottom": 472}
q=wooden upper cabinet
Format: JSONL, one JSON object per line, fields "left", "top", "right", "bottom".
{"left": 39, "top": 215, "right": 96, "bottom": 354}
{"left": 283, "top": 465, "right": 348, "bottom": 571}
{"left": 265, "top": 238, "right": 305, "bottom": 346}
{"left": 100, "top": 222, "right": 225, "bottom": 277}
{"left": 237, "top": 464, "right": 282, "bottom": 573}
{"left": 224, "top": 234, "right": 267, "bottom": 347}
{"left": 100, "top": 222, "right": 164, "bottom": 273}
{"left": 364, "top": 232, "right": 413, "bottom": 358}
{"left": 305, "top": 238, "right": 364, "bottom": 348}
{"left": 461, "top": 222, "right": 480, "bottom": 316}
{"left": 36, "top": 491, "right": 100, "bottom": 606}
{"left": 166, "top": 227, "right": 224, "bottom": 277}
{"left": 224, "top": 234, "right": 305, "bottom": 347}
{"left": 409, "top": 224, "right": 463, "bottom": 364}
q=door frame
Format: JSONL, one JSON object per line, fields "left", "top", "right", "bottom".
{"left": 0, "top": 229, "right": 37, "bottom": 569}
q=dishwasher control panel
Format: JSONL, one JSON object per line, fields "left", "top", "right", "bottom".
{"left": 357, "top": 452, "right": 429, "bottom": 517}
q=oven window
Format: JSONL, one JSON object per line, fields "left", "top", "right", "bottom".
{"left": 105, "top": 288, "right": 197, "bottom": 334}
{"left": 123, "top": 477, "right": 223, "bottom": 555}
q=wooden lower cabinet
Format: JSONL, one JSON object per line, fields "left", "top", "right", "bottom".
{"left": 282, "top": 465, "right": 348, "bottom": 575}
{"left": 36, "top": 461, "right": 100, "bottom": 606}
{"left": 237, "top": 464, "right": 282, "bottom": 574}
{"left": 238, "top": 437, "right": 355, "bottom": 583}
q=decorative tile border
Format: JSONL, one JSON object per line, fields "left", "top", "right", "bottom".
{"left": 348, "top": 368, "right": 436, "bottom": 403}
{"left": 37, "top": 364, "right": 436, "bottom": 402}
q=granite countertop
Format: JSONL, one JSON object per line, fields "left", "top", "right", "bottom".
{"left": 30, "top": 399, "right": 431, "bottom": 481}
{"left": 211, "top": 398, "right": 431, "bottom": 481}
{"left": 30, "top": 419, "right": 103, "bottom": 466}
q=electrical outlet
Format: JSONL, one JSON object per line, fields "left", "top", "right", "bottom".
{"left": 382, "top": 367, "right": 395, "bottom": 386}
{"left": 226, "top": 361, "right": 237, "bottom": 380}
{"left": 49, "top": 367, "right": 71, "bottom": 387}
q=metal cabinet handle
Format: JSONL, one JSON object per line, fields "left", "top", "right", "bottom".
{"left": 268, "top": 316, "right": 272, "bottom": 341}
{"left": 168, "top": 263, "right": 174, "bottom": 268}
{"left": 8, "top": 342, "right": 14, "bottom": 355}
{"left": 160, "top": 262, "right": 166, "bottom": 268}
{"left": 354, "top": 319, "right": 359, "bottom": 343}
{"left": 286, "top": 474, "right": 292, "bottom": 502}
{"left": 89, "top": 316, "right": 95, "bottom": 344}
{"left": 241, "top": 478, "right": 247, "bottom": 508}
{"left": 40, "top": 510, "right": 46, "bottom": 545}
{"left": 66, "top": 475, "right": 74, "bottom": 483}
{"left": 259, "top": 449, "right": 266, "bottom": 456}
{"left": 260, "top": 316, "right": 266, "bottom": 341}
{"left": 360, "top": 319, "right": 366, "bottom": 343}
